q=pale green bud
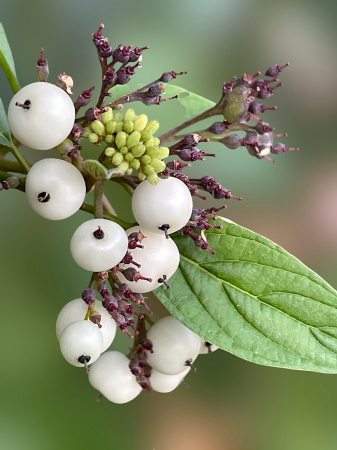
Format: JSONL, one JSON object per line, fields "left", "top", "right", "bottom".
{"left": 140, "top": 155, "right": 152, "bottom": 165}
{"left": 105, "top": 147, "right": 117, "bottom": 157}
{"left": 124, "top": 152, "right": 134, "bottom": 162}
{"left": 88, "top": 133, "right": 99, "bottom": 143}
{"left": 120, "top": 146, "right": 129, "bottom": 155}
{"left": 138, "top": 171, "right": 147, "bottom": 181}
{"left": 146, "top": 146, "right": 159, "bottom": 158}
{"left": 153, "top": 137, "right": 160, "bottom": 147}
{"left": 106, "top": 120, "right": 117, "bottom": 134}
{"left": 101, "top": 107, "right": 113, "bottom": 125}
{"left": 145, "top": 137, "right": 156, "bottom": 148}
{"left": 130, "top": 159, "right": 141, "bottom": 170}
{"left": 115, "top": 122, "right": 124, "bottom": 133}
{"left": 126, "top": 168, "right": 133, "bottom": 175}
{"left": 147, "top": 172, "right": 159, "bottom": 185}
{"left": 132, "top": 143, "right": 146, "bottom": 158}
{"left": 118, "top": 161, "right": 129, "bottom": 172}
{"left": 151, "top": 158, "right": 166, "bottom": 173}
{"left": 140, "top": 130, "right": 153, "bottom": 142}
{"left": 142, "top": 164, "right": 155, "bottom": 176}
{"left": 134, "top": 114, "right": 148, "bottom": 132}
{"left": 105, "top": 134, "right": 114, "bottom": 144}
{"left": 157, "top": 147, "right": 170, "bottom": 159}
{"left": 123, "top": 121, "right": 134, "bottom": 134}
{"left": 83, "top": 127, "right": 92, "bottom": 138}
{"left": 127, "top": 131, "right": 141, "bottom": 148}
{"left": 91, "top": 120, "right": 105, "bottom": 136}
{"left": 144, "top": 120, "right": 159, "bottom": 134}
{"left": 124, "top": 108, "right": 136, "bottom": 122}
{"left": 112, "top": 152, "right": 124, "bottom": 166}
{"left": 114, "top": 112, "right": 124, "bottom": 122}
{"left": 115, "top": 131, "right": 127, "bottom": 149}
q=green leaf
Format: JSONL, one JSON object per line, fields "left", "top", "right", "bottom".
{"left": 163, "top": 84, "right": 216, "bottom": 119}
{"left": 155, "top": 217, "right": 337, "bottom": 373}
{"left": 0, "top": 23, "right": 20, "bottom": 94}
{"left": 82, "top": 160, "right": 108, "bottom": 180}
{"left": 109, "top": 85, "right": 130, "bottom": 101}
{"left": 0, "top": 98, "right": 11, "bottom": 141}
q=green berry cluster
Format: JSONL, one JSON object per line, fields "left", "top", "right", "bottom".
{"left": 83, "top": 108, "right": 169, "bottom": 185}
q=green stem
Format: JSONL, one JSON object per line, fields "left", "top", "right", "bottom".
{"left": 111, "top": 178, "right": 135, "bottom": 196}
{"left": 0, "top": 52, "right": 20, "bottom": 94}
{"left": 10, "top": 143, "right": 31, "bottom": 174}
{"left": 94, "top": 179, "right": 104, "bottom": 219}
{"left": 143, "top": 314, "right": 154, "bottom": 327}
{"left": 80, "top": 203, "right": 135, "bottom": 229}
{"left": 0, "top": 158, "right": 27, "bottom": 174}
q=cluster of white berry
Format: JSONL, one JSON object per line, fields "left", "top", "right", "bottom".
{"left": 7, "top": 80, "right": 218, "bottom": 404}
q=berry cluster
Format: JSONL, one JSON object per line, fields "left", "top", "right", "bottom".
{"left": 0, "top": 22, "right": 297, "bottom": 404}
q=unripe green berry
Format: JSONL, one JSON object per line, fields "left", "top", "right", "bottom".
{"left": 146, "top": 146, "right": 159, "bottom": 158}
{"left": 83, "top": 127, "right": 92, "bottom": 138}
{"left": 105, "top": 134, "right": 114, "bottom": 144}
{"left": 142, "top": 164, "right": 155, "bottom": 176}
{"left": 131, "top": 143, "right": 146, "bottom": 158}
{"left": 105, "top": 147, "right": 117, "bottom": 157}
{"left": 144, "top": 120, "right": 159, "bottom": 134}
{"left": 151, "top": 158, "right": 166, "bottom": 173}
{"left": 127, "top": 131, "right": 141, "bottom": 148}
{"left": 145, "top": 137, "right": 156, "bottom": 148}
{"left": 120, "top": 146, "right": 129, "bottom": 155}
{"left": 88, "top": 133, "right": 99, "bottom": 143}
{"left": 106, "top": 120, "right": 117, "bottom": 134}
{"left": 138, "top": 171, "right": 146, "bottom": 181}
{"left": 147, "top": 172, "right": 159, "bottom": 185}
{"left": 134, "top": 114, "right": 148, "bottom": 132}
{"left": 91, "top": 120, "right": 105, "bottom": 136}
{"left": 115, "top": 122, "right": 124, "bottom": 133}
{"left": 130, "top": 159, "right": 141, "bottom": 170}
{"left": 124, "top": 108, "right": 136, "bottom": 122}
{"left": 116, "top": 131, "right": 127, "bottom": 149}
{"left": 112, "top": 152, "right": 124, "bottom": 166}
{"left": 140, "top": 155, "right": 152, "bottom": 165}
{"left": 118, "top": 161, "right": 129, "bottom": 172}
{"left": 101, "top": 107, "right": 113, "bottom": 125}
{"left": 157, "top": 147, "right": 170, "bottom": 159}
{"left": 114, "top": 112, "right": 124, "bottom": 122}
{"left": 123, "top": 121, "right": 134, "bottom": 134}
{"left": 124, "top": 152, "right": 134, "bottom": 162}
{"left": 126, "top": 168, "right": 133, "bottom": 175}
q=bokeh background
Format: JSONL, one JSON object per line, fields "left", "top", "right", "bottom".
{"left": 1, "top": 0, "right": 337, "bottom": 449}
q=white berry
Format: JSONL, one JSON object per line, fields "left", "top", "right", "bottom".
{"left": 8, "top": 82, "right": 75, "bottom": 150}
{"left": 132, "top": 178, "right": 193, "bottom": 235}
{"left": 88, "top": 351, "right": 142, "bottom": 404}
{"left": 70, "top": 219, "right": 128, "bottom": 272}
{"left": 151, "top": 367, "right": 190, "bottom": 393}
{"left": 199, "top": 339, "right": 219, "bottom": 354}
{"left": 147, "top": 316, "right": 200, "bottom": 375}
{"left": 56, "top": 298, "right": 116, "bottom": 352}
{"left": 59, "top": 320, "right": 103, "bottom": 367}
{"left": 118, "top": 226, "right": 180, "bottom": 293}
{"left": 25, "top": 158, "right": 86, "bottom": 220}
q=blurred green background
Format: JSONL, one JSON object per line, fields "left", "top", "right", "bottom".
{"left": 1, "top": 0, "right": 337, "bottom": 449}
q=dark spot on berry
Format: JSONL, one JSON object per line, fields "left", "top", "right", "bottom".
{"left": 37, "top": 192, "right": 50, "bottom": 203}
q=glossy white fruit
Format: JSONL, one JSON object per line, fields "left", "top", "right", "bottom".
{"left": 199, "top": 339, "right": 219, "bottom": 354}
{"left": 147, "top": 316, "right": 200, "bottom": 375}
{"left": 25, "top": 158, "right": 86, "bottom": 220}
{"left": 151, "top": 367, "right": 190, "bottom": 393}
{"left": 88, "top": 351, "right": 142, "bottom": 404}
{"left": 56, "top": 298, "right": 116, "bottom": 352}
{"left": 118, "top": 226, "right": 180, "bottom": 293}
{"left": 70, "top": 218, "right": 128, "bottom": 272}
{"left": 132, "top": 177, "right": 193, "bottom": 235}
{"left": 8, "top": 82, "right": 75, "bottom": 150}
{"left": 59, "top": 320, "right": 103, "bottom": 367}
